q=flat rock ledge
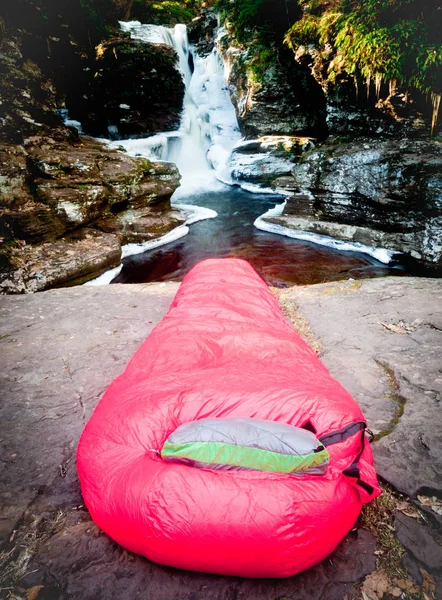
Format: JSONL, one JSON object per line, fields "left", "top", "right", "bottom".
{"left": 0, "top": 277, "right": 441, "bottom": 599}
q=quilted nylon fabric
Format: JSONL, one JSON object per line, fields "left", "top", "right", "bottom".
{"left": 77, "top": 258, "right": 380, "bottom": 578}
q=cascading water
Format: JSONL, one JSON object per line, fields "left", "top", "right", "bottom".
{"left": 115, "top": 21, "right": 241, "bottom": 197}
{"left": 87, "top": 19, "right": 405, "bottom": 287}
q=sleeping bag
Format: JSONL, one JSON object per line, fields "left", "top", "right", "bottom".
{"left": 77, "top": 258, "right": 380, "bottom": 578}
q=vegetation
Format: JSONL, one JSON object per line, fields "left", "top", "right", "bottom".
{"left": 131, "top": 0, "right": 199, "bottom": 24}
{"left": 285, "top": 0, "right": 442, "bottom": 132}
{"left": 217, "top": 0, "right": 442, "bottom": 133}
{"left": 215, "top": 0, "right": 300, "bottom": 86}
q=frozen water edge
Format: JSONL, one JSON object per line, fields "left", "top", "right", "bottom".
{"left": 85, "top": 204, "right": 217, "bottom": 286}
{"left": 254, "top": 201, "right": 395, "bottom": 265}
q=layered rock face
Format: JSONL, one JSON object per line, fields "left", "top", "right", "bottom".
{"left": 227, "top": 136, "right": 315, "bottom": 187}
{"left": 267, "top": 138, "right": 442, "bottom": 273}
{"left": 71, "top": 38, "right": 185, "bottom": 139}
{"left": 221, "top": 39, "right": 327, "bottom": 139}
{"left": 0, "top": 136, "right": 182, "bottom": 293}
{"left": 292, "top": 45, "right": 435, "bottom": 138}
{"left": 190, "top": 9, "right": 327, "bottom": 140}
{"left": 0, "top": 14, "right": 184, "bottom": 294}
{"left": 199, "top": 8, "right": 441, "bottom": 272}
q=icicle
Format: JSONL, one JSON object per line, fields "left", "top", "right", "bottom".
{"left": 375, "top": 74, "right": 382, "bottom": 99}
{"left": 431, "top": 92, "right": 441, "bottom": 136}
{"left": 366, "top": 74, "right": 371, "bottom": 99}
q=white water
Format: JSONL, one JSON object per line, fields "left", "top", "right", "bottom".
{"left": 115, "top": 21, "right": 241, "bottom": 197}
{"left": 86, "top": 20, "right": 397, "bottom": 285}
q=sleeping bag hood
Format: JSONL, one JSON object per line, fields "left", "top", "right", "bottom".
{"left": 77, "top": 258, "right": 380, "bottom": 578}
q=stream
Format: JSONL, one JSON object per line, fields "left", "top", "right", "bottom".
{"left": 96, "top": 21, "right": 406, "bottom": 287}
{"left": 113, "top": 187, "right": 399, "bottom": 286}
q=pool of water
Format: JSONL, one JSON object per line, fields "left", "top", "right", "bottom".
{"left": 112, "top": 186, "right": 406, "bottom": 287}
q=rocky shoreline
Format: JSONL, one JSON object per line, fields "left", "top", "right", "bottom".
{"left": 0, "top": 6, "right": 186, "bottom": 294}
{"left": 0, "top": 278, "right": 441, "bottom": 598}
{"left": 188, "top": 10, "right": 442, "bottom": 275}
{"left": 1, "top": 4, "right": 442, "bottom": 294}
{"left": 0, "top": 134, "right": 184, "bottom": 293}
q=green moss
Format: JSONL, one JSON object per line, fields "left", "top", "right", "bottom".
{"left": 373, "top": 359, "right": 406, "bottom": 441}
{"left": 284, "top": 0, "right": 442, "bottom": 130}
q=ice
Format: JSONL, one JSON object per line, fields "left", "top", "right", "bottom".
{"left": 85, "top": 204, "right": 217, "bottom": 285}
{"left": 117, "top": 21, "right": 241, "bottom": 195}
{"left": 254, "top": 203, "right": 395, "bottom": 264}
{"left": 85, "top": 265, "right": 123, "bottom": 286}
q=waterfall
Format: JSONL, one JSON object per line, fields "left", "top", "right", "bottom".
{"left": 116, "top": 21, "right": 242, "bottom": 197}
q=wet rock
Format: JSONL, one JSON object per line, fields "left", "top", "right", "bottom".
{"left": 269, "top": 137, "right": 442, "bottom": 271}
{"left": 0, "top": 229, "right": 121, "bottom": 294}
{"left": 228, "top": 136, "right": 315, "bottom": 186}
{"left": 26, "top": 136, "right": 181, "bottom": 223}
{"left": 0, "top": 135, "right": 182, "bottom": 292}
{"left": 187, "top": 9, "right": 218, "bottom": 57}
{"left": 218, "top": 33, "right": 326, "bottom": 138}
{"left": 96, "top": 207, "right": 185, "bottom": 243}
{"left": 75, "top": 38, "right": 185, "bottom": 138}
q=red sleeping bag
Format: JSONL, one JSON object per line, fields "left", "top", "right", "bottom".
{"left": 77, "top": 258, "right": 380, "bottom": 578}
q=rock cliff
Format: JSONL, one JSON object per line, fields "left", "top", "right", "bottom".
{"left": 193, "top": 6, "right": 442, "bottom": 273}
{"left": 267, "top": 137, "right": 442, "bottom": 274}
{"left": 0, "top": 135, "right": 182, "bottom": 293}
{"left": 0, "top": 2, "right": 185, "bottom": 294}
{"left": 70, "top": 37, "right": 185, "bottom": 139}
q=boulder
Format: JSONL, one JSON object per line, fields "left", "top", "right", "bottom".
{"left": 95, "top": 207, "right": 185, "bottom": 243}
{"left": 227, "top": 136, "right": 315, "bottom": 186}
{"left": 0, "top": 229, "right": 121, "bottom": 294}
{"left": 0, "top": 136, "right": 183, "bottom": 292}
{"left": 72, "top": 38, "right": 185, "bottom": 138}
{"left": 1, "top": 136, "right": 182, "bottom": 242}
{"left": 187, "top": 9, "right": 218, "bottom": 57}
{"left": 219, "top": 33, "right": 327, "bottom": 138}
{"left": 268, "top": 137, "right": 442, "bottom": 271}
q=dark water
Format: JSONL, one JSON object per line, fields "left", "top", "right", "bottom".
{"left": 113, "top": 186, "right": 406, "bottom": 287}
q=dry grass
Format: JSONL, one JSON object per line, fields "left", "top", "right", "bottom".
{"left": 361, "top": 483, "right": 406, "bottom": 577}
{"left": 359, "top": 483, "right": 436, "bottom": 600}
{"left": 271, "top": 287, "right": 323, "bottom": 354}
{"left": 0, "top": 510, "right": 65, "bottom": 595}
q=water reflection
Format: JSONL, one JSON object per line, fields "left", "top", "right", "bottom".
{"left": 113, "top": 187, "right": 405, "bottom": 287}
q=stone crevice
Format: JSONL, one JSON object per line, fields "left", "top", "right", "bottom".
{"left": 372, "top": 359, "right": 406, "bottom": 441}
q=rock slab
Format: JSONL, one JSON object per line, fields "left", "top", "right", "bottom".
{"left": 1, "top": 277, "right": 441, "bottom": 599}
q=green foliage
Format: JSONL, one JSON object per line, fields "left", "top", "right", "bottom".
{"left": 132, "top": 0, "right": 201, "bottom": 24}
{"left": 216, "top": 0, "right": 299, "bottom": 45}
{"left": 285, "top": 0, "right": 442, "bottom": 96}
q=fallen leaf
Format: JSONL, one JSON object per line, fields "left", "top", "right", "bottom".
{"left": 417, "top": 495, "right": 442, "bottom": 515}
{"left": 420, "top": 568, "right": 436, "bottom": 597}
{"left": 396, "top": 500, "right": 421, "bottom": 519}
{"left": 361, "top": 570, "right": 390, "bottom": 600}
{"left": 26, "top": 586, "right": 45, "bottom": 600}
